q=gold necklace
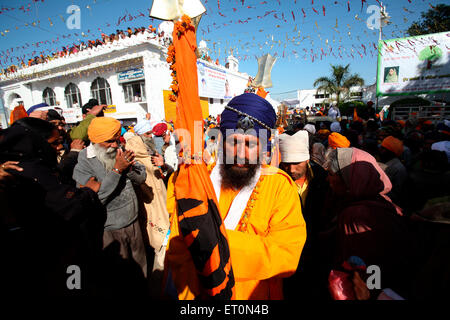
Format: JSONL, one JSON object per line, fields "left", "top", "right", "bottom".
{"left": 237, "top": 175, "right": 265, "bottom": 232}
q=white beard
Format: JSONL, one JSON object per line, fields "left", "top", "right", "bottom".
{"left": 93, "top": 143, "right": 118, "bottom": 172}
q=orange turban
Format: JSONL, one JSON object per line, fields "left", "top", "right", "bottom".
{"left": 88, "top": 117, "right": 121, "bottom": 143}
{"left": 381, "top": 136, "right": 404, "bottom": 157}
{"left": 328, "top": 132, "right": 350, "bottom": 149}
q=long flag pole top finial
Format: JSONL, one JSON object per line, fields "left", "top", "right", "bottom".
{"left": 149, "top": 0, "right": 206, "bottom": 21}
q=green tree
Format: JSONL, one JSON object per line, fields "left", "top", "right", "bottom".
{"left": 338, "top": 100, "right": 366, "bottom": 117}
{"left": 313, "top": 64, "right": 365, "bottom": 106}
{"left": 419, "top": 45, "right": 443, "bottom": 69}
{"left": 407, "top": 4, "right": 450, "bottom": 36}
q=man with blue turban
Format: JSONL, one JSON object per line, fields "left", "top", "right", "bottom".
{"left": 219, "top": 93, "right": 276, "bottom": 149}
{"left": 26, "top": 102, "right": 48, "bottom": 115}
{"left": 165, "top": 93, "right": 306, "bottom": 299}
{"left": 217, "top": 92, "right": 277, "bottom": 190}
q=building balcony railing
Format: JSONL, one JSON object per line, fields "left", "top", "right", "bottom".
{"left": 0, "top": 31, "right": 167, "bottom": 82}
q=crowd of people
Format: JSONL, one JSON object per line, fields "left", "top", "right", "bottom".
{"left": 279, "top": 107, "right": 449, "bottom": 300}
{"left": 0, "top": 93, "right": 449, "bottom": 300}
{"left": 0, "top": 25, "right": 163, "bottom": 78}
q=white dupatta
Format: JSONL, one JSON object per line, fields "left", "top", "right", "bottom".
{"left": 210, "top": 164, "right": 261, "bottom": 231}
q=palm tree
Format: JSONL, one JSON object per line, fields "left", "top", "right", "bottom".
{"left": 313, "top": 64, "right": 365, "bottom": 106}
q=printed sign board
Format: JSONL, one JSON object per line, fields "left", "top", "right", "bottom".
{"left": 62, "top": 108, "right": 83, "bottom": 123}
{"left": 117, "top": 68, "right": 145, "bottom": 84}
{"left": 197, "top": 61, "right": 231, "bottom": 99}
{"left": 103, "top": 105, "right": 117, "bottom": 113}
{"left": 377, "top": 32, "right": 450, "bottom": 96}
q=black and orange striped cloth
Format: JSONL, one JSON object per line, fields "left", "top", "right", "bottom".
{"left": 171, "top": 15, "right": 235, "bottom": 300}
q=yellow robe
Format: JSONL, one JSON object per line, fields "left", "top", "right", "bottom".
{"left": 165, "top": 165, "right": 307, "bottom": 300}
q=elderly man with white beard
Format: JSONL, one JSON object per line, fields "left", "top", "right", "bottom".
{"left": 73, "top": 117, "right": 149, "bottom": 294}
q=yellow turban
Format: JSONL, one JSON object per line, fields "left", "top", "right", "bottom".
{"left": 328, "top": 132, "right": 350, "bottom": 149}
{"left": 381, "top": 136, "right": 404, "bottom": 157}
{"left": 88, "top": 117, "right": 121, "bottom": 143}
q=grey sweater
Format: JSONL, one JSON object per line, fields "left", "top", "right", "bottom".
{"left": 73, "top": 147, "right": 147, "bottom": 230}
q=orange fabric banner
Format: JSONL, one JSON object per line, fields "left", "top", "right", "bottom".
{"left": 9, "top": 105, "right": 28, "bottom": 124}
{"left": 171, "top": 16, "right": 235, "bottom": 300}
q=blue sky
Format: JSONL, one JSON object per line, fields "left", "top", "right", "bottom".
{"left": 0, "top": 0, "right": 445, "bottom": 99}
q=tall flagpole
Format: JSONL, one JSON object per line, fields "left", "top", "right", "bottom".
{"left": 379, "top": 2, "right": 384, "bottom": 42}
{"left": 376, "top": 2, "right": 384, "bottom": 115}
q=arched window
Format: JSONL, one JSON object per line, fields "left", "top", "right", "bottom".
{"left": 64, "top": 83, "right": 82, "bottom": 108}
{"left": 90, "top": 77, "right": 112, "bottom": 105}
{"left": 7, "top": 93, "right": 22, "bottom": 108}
{"left": 43, "top": 87, "right": 56, "bottom": 106}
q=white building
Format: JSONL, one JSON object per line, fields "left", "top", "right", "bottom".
{"left": 272, "top": 86, "right": 364, "bottom": 110}
{"left": 297, "top": 89, "right": 329, "bottom": 109}
{"left": 296, "top": 87, "right": 364, "bottom": 109}
{"left": 0, "top": 29, "right": 249, "bottom": 128}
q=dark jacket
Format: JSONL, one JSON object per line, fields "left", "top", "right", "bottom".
{"left": 0, "top": 123, "right": 106, "bottom": 296}
{"left": 284, "top": 160, "right": 331, "bottom": 300}
{"left": 58, "top": 150, "right": 82, "bottom": 186}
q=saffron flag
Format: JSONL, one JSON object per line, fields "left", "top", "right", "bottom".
{"left": 172, "top": 16, "right": 235, "bottom": 300}
{"left": 256, "top": 87, "right": 268, "bottom": 99}
{"left": 9, "top": 104, "right": 28, "bottom": 124}
{"left": 353, "top": 106, "right": 361, "bottom": 122}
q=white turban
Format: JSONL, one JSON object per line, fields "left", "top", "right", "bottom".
{"left": 134, "top": 120, "right": 154, "bottom": 135}
{"left": 304, "top": 124, "right": 316, "bottom": 135}
{"left": 279, "top": 130, "right": 310, "bottom": 163}
{"left": 330, "top": 121, "right": 341, "bottom": 133}
{"left": 431, "top": 141, "right": 450, "bottom": 163}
